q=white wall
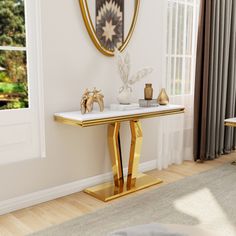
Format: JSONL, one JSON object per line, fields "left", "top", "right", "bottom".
{"left": 0, "top": 0, "right": 166, "bottom": 201}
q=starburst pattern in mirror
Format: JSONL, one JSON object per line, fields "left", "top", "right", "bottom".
{"left": 96, "top": 0, "right": 124, "bottom": 51}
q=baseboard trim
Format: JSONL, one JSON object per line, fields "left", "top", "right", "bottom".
{"left": 0, "top": 160, "right": 157, "bottom": 216}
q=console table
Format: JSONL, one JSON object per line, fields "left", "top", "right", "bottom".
{"left": 224, "top": 118, "right": 236, "bottom": 165}
{"left": 225, "top": 118, "right": 236, "bottom": 128}
{"left": 54, "top": 105, "right": 185, "bottom": 201}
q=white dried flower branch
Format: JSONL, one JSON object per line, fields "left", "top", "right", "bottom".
{"left": 115, "top": 49, "right": 153, "bottom": 89}
{"left": 128, "top": 67, "right": 153, "bottom": 85}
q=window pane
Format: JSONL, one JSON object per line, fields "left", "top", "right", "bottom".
{"left": 171, "top": 2, "right": 177, "bottom": 55}
{"left": 187, "top": 0, "right": 194, "bottom": 4}
{"left": 0, "top": 50, "right": 28, "bottom": 110}
{"left": 186, "top": 5, "right": 193, "bottom": 55}
{"left": 184, "top": 58, "right": 192, "bottom": 94}
{"left": 0, "top": 0, "right": 26, "bottom": 47}
{"left": 166, "top": 2, "right": 171, "bottom": 54}
{"left": 175, "top": 57, "right": 183, "bottom": 95}
{"left": 170, "top": 57, "right": 175, "bottom": 94}
{"left": 177, "top": 3, "right": 185, "bottom": 55}
{"left": 166, "top": 0, "right": 199, "bottom": 96}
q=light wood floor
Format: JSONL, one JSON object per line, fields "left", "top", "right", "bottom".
{"left": 0, "top": 153, "right": 235, "bottom": 236}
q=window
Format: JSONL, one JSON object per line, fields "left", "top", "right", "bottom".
{"left": 0, "top": 0, "right": 28, "bottom": 110}
{"left": 0, "top": 0, "right": 45, "bottom": 164}
{"left": 166, "top": 0, "right": 199, "bottom": 96}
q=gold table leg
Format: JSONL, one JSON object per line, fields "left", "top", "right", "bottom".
{"left": 107, "top": 122, "right": 124, "bottom": 188}
{"left": 84, "top": 120, "right": 163, "bottom": 202}
{"left": 127, "top": 120, "right": 143, "bottom": 188}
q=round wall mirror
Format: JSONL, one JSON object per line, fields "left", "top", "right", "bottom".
{"left": 79, "top": 0, "right": 140, "bottom": 56}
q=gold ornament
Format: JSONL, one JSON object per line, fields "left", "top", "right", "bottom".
{"left": 80, "top": 88, "right": 104, "bottom": 114}
{"left": 157, "top": 88, "right": 169, "bottom": 105}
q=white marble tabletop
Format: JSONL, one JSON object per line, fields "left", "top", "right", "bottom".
{"left": 54, "top": 104, "right": 185, "bottom": 127}
{"left": 225, "top": 118, "right": 236, "bottom": 123}
{"left": 55, "top": 104, "right": 184, "bottom": 122}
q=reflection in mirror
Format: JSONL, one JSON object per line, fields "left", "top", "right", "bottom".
{"left": 82, "top": 0, "right": 139, "bottom": 55}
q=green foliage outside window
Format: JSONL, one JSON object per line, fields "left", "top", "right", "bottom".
{"left": 0, "top": 0, "right": 28, "bottom": 110}
{"left": 0, "top": 0, "right": 25, "bottom": 46}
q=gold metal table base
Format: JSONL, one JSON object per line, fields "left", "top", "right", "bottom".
{"left": 84, "top": 120, "right": 163, "bottom": 202}
{"left": 84, "top": 174, "right": 162, "bottom": 202}
{"left": 224, "top": 121, "right": 236, "bottom": 166}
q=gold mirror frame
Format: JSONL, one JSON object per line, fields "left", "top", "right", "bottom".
{"left": 79, "top": 0, "right": 140, "bottom": 57}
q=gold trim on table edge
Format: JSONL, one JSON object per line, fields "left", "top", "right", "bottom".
{"left": 54, "top": 108, "right": 185, "bottom": 127}
{"left": 224, "top": 122, "right": 236, "bottom": 127}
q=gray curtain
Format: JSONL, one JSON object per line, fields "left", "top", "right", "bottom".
{"left": 194, "top": 0, "right": 236, "bottom": 161}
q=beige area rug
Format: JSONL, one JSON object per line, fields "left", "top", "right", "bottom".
{"left": 30, "top": 164, "right": 236, "bottom": 236}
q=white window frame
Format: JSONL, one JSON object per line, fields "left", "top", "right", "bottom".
{"left": 0, "top": 0, "right": 45, "bottom": 164}
{"left": 165, "top": 0, "right": 199, "bottom": 97}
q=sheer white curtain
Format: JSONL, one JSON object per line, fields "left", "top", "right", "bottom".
{"left": 156, "top": 0, "right": 199, "bottom": 169}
